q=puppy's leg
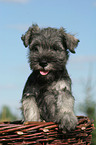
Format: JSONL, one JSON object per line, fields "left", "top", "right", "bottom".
{"left": 55, "top": 89, "right": 78, "bottom": 131}
{"left": 21, "top": 95, "right": 41, "bottom": 121}
{"left": 42, "top": 89, "right": 77, "bottom": 131}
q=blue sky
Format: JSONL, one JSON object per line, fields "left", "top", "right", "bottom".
{"left": 0, "top": 0, "right": 96, "bottom": 117}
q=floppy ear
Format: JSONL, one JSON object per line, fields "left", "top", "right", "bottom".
{"left": 60, "top": 28, "right": 80, "bottom": 53}
{"left": 64, "top": 33, "right": 80, "bottom": 53}
{"left": 21, "top": 24, "right": 40, "bottom": 47}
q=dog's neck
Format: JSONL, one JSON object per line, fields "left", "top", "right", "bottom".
{"left": 32, "top": 68, "right": 69, "bottom": 86}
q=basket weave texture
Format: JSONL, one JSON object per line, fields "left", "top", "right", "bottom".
{"left": 0, "top": 116, "right": 94, "bottom": 145}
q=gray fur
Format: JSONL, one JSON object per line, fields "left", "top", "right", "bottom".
{"left": 21, "top": 24, "right": 79, "bottom": 131}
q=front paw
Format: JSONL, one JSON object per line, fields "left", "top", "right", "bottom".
{"left": 58, "top": 112, "right": 78, "bottom": 132}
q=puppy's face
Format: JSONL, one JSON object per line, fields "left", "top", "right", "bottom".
{"left": 21, "top": 24, "right": 79, "bottom": 78}
{"left": 28, "top": 34, "right": 68, "bottom": 77}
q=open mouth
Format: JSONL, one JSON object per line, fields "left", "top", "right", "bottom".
{"left": 40, "top": 70, "right": 49, "bottom": 76}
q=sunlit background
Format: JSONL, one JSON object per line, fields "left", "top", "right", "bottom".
{"left": 0, "top": 0, "right": 96, "bottom": 121}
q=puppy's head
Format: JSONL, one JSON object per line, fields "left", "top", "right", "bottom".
{"left": 21, "top": 24, "right": 79, "bottom": 79}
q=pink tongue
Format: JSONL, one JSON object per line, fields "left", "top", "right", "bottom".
{"left": 40, "top": 70, "right": 49, "bottom": 76}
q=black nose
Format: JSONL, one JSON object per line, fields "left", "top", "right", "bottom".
{"left": 39, "top": 60, "right": 48, "bottom": 67}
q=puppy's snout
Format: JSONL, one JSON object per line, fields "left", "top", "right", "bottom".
{"left": 39, "top": 60, "right": 48, "bottom": 68}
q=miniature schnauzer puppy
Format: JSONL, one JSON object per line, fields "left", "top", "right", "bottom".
{"left": 21, "top": 24, "right": 79, "bottom": 131}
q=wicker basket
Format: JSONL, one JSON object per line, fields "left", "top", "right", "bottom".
{"left": 0, "top": 116, "right": 94, "bottom": 145}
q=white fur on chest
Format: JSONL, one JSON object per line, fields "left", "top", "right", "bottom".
{"left": 51, "top": 80, "right": 71, "bottom": 91}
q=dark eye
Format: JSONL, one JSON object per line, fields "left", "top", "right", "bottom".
{"left": 33, "top": 46, "right": 38, "bottom": 51}
{"left": 53, "top": 47, "right": 58, "bottom": 51}
{"left": 52, "top": 46, "right": 58, "bottom": 51}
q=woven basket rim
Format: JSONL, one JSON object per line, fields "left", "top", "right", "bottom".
{"left": 0, "top": 116, "right": 94, "bottom": 145}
